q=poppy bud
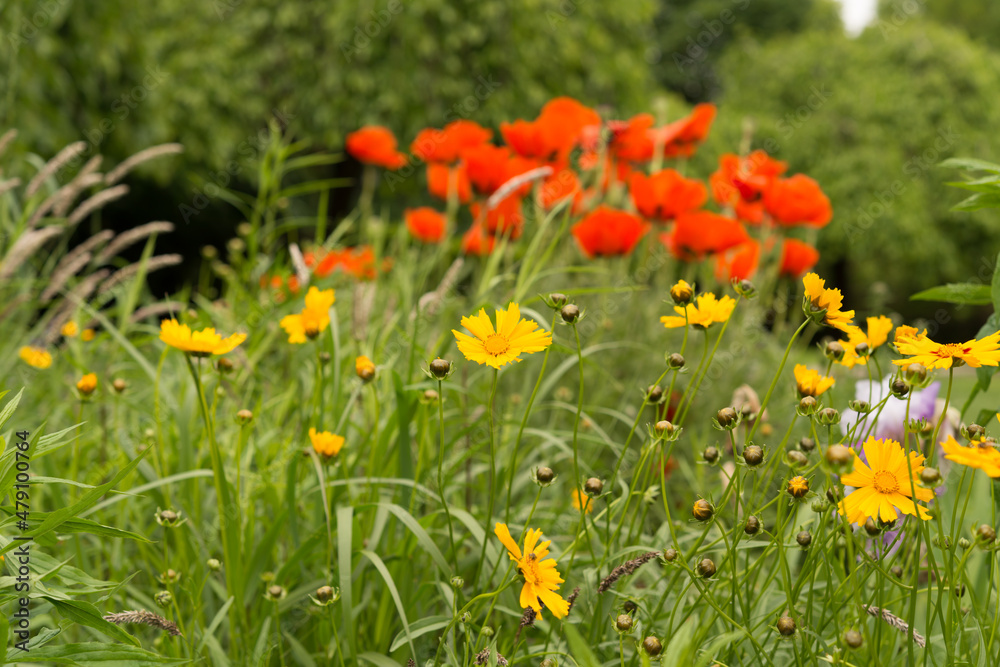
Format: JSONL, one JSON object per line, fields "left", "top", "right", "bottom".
{"left": 112, "top": 378, "right": 127, "bottom": 394}
{"left": 796, "top": 531, "right": 812, "bottom": 548}
{"left": 646, "top": 385, "right": 664, "bottom": 404}
{"left": 584, "top": 477, "right": 603, "bottom": 496}
{"left": 797, "top": 396, "right": 818, "bottom": 416}
{"left": 977, "top": 524, "right": 996, "bottom": 544}
{"left": 743, "top": 445, "right": 763, "bottom": 468}
{"left": 642, "top": 636, "right": 662, "bottom": 657}
{"left": 817, "top": 407, "right": 840, "bottom": 425}
{"left": 548, "top": 293, "right": 568, "bottom": 308}
{"left": 560, "top": 304, "right": 580, "bottom": 323}
{"left": 615, "top": 614, "right": 633, "bottom": 633}
{"left": 663, "top": 548, "right": 678, "bottom": 562}
{"left": 904, "top": 363, "right": 927, "bottom": 383}
{"left": 843, "top": 629, "right": 863, "bottom": 649}
{"left": 693, "top": 499, "right": 714, "bottom": 521}
{"left": 824, "top": 341, "right": 845, "bottom": 361}
{"left": 155, "top": 591, "right": 173, "bottom": 608}
{"left": 535, "top": 467, "right": 555, "bottom": 485}
{"left": 776, "top": 615, "right": 796, "bottom": 636}
{"left": 236, "top": 409, "right": 253, "bottom": 425}
{"left": 744, "top": 515, "right": 761, "bottom": 535}
{"left": 697, "top": 558, "right": 716, "bottom": 578}
{"left": 716, "top": 407, "right": 739, "bottom": 429}
{"left": 703, "top": 446, "right": 720, "bottom": 464}
{"left": 787, "top": 476, "right": 809, "bottom": 498}
{"left": 623, "top": 600, "right": 638, "bottom": 614}
{"left": 670, "top": 280, "right": 693, "bottom": 306}
{"left": 429, "top": 358, "right": 451, "bottom": 379}
{"left": 890, "top": 379, "right": 909, "bottom": 398}
{"left": 787, "top": 450, "right": 808, "bottom": 468}
{"left": 667, "top": 353, "right": 685, "bottom": 369}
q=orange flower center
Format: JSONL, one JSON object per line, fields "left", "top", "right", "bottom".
{"left": 873, "top": 470, "right": 899, "bottom": 494}
{"left": 519, "top": 553, "right": 540, "bottom": 585}
{"left": 484, "top": 334, "right": 510, "bottom": 356}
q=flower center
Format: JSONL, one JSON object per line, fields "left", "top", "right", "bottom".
{"left": 484, "top": 334, "right": 510, "bottom": 356}
{"left": 519, "top": 554, "right": 540, "bottom": 584}
{"left": 873, "top": 470, "right": 899, "bottom": 494}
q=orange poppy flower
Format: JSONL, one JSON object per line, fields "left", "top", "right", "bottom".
{"left": 607, "top": 114, "right": 657, "bottom": 163}
{"left": 313, "top": 246, "right": 388, "bottom": 280}
{"left": 629, "top": 169, "right": 707, "bottom": 221}
{"left": 710, "top": 151, "right": 787, "bottom": 223}
{"left": 715, "top": 239, "right": 760, "bottom": 281}
{"left": 405, "top": 207, "right": 446, "bottom": 243}
{"left": 462, "top": 144, "right": 512, "bottom": 195}
{"left": 539, "top": 169, "right": 581, "bottom": 210}
{"left": 763, "top": 175, "right": 832, "bottom": 228}
{"left": 471, "top": 196, "right": 523, "bottom": 240}
{"left": 461, "top": 221, "right": 496, "bottom": 256}
{"left": 502, "top": 97, "right": 601, "bottom": 164}
{"left": 571, "top": 205, "right": 651, "bottom": 258}
{"left": 345, "top": 126, "right": 407, "bottom": 170}
{"left": 661, "top": 210, "right": 749, "bottom": 260}
{"left": 780, "top": 239, "right": 820, "bottom": 277}
{"left": 656, "top": 103, "right": 717, "bottom": 158}
{"left": 411, "top": 120, "right": 493, "bottom": 164}
{"left": 427, "top": 162, "right": 472, "bottom": 203}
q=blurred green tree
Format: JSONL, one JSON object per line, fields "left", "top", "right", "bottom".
{"left": 878, "top": 0, "right": 1000, "bottom": 45}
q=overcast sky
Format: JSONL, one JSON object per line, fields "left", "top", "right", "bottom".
{"left": 838, "top": 0, "right": 878, "bottom": 35}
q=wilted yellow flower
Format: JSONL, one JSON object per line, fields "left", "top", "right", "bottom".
{"left": 793, "top": 364, "right": 834, "bottom": 397}
{"left": 19, "top": 346, "right": 52, "bottom": 369}
{"left": 309, "top": 428, "right": 345, "bottom": 457}
{"left": 76, "top": 373, "right": 98, "bottom": 396}
{"left": 571, "top": 489, "right": 593, "bottom": 514}
{"left": 940, "top": 435, "right": 1000, "bottom": 477}
{"left": 892, "top": 328, "right": 1000, "bottom": 370}
{"left": 81, "top": 328, "right": 95, "bottom": 341}
{"left": 452, "top": 302, "right": 552, "bottom": 369}
{"left": 661, "top": 293, "right": 735, "bottom": 329}
{"left": 159, "top": 319, "right": 246, "bottom": 356}
{"left": 838, "top": 436, "right": 933, "bottom": 527}
{"left": 280, "top": 286, "right": 335, "bottom": 344}
{"left": 61, "top": 321, "right": 79, "bottom": 338}
{"left": 494, "top": 523, "right": 570, "bottom": 619}
{"left": 838, "top": 316, "right": 894, "bottom": 368}
{"left": 355, "top": 355, "right": 376, "bottom": 382}
{"left": 802, "top": 273, "right": 855, "bottom": 333}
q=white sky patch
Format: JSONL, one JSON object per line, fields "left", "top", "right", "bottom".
{"left": 837, "top": 0, "right": 878, "bottom": 35}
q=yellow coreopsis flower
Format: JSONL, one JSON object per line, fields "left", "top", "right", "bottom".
{"left": 494, "top": 523, "right": 570, "bottom": 619}
{"left": 452, "top": 302, "right": 552, "bottom": 369}
{"left": 76, "top": 373, "right": 98, "bottom": 396}
{"left": 280, "top": 286, "right": 336, "bottom": 344}
{"left": 61, "top": 321, "right": 79, "bottom": 338}
{"left": 309, "top": 428, "right": 345, "bottom": 457}
{"left": 793, "top": 364, "right": 834, "bottom": 397}
{"left": 892, "top": 328, "right": 1000, "bottom": 370}
{"left": 802, "top": 273, "right": 855, "bottom": 333}
{"left": 355, "top": 355, "right": 376, "bottom": 382}
{"left": 940, "top": 435, "right": 1000, "bottom": 477}
{"left": 571, "top": 489, "right": 593, "bottom": 514}
{"left": 838, "top": 436, "right": 933, "bottom": 527}
{"left": 661, "top": 293, "right": 736, "bottom": 329}
{"left": 837, "top": 316, "right": 894, "bottom": 369}
{"left": 81, "top": 328, "right": 95, "bottom": 341}
{"left": 19, "top": 346, "right": 52, "bottom": 369}
{"left": 159, "top": 319, "right": 246, "bottom": 356}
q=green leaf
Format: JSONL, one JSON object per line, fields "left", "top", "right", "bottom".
{"left": 662, "top": 616, "right": 697, "bottom": 666}
{"left": 910, "top": 283, "right": 992, "bottom": 305}
{"left": 42, "top": 598, "right": 140, "bottom": 647}
{"left": 941, "top": 157, "right": 1000, "bottom": 174}
{"left": 992, "top": 252, "right": 1000, "bottom": 314}
{"left": 0, "top": 388, "right": 23, "bottom": 431}
{"left": 13, "top": 642, "right": 189, "bottom": 664}
{"left": 389, "top": 615, "right": 450, "bottom": 652}
{"left": 360, "top": 550, "right": 417, "bottom": 664}
{"left": 358, "top": 653, "right": 403, "bottom": 667}
{"left": 693, "top": 630, "right": 744, "bottom": 667}
{"left": 951, "top": 192, "right": 1000, "bottom": 212}
{"left": 564, "top": 624, "right": 601, "bottom": 667}
{"left": 337, "top": 505, "right": 357, "bottom": 661}
{"left": 377, "top": 503, "right": 450, "bottom": 576}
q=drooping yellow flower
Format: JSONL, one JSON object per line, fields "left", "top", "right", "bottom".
{"left": 280, "top": 286, "right": 336, "bottom": 344}
{"left": 61, "top": 321, "right": 79, "bottom": 338}
{"left": 837, "top": 316, "right": 894, "bottom": 368}
{"left": 802, "top": 273, "right": 855, "bottom": 333}
{"left": 159, "top": 319, "right": 246, "bottom": 356}
{"left": 571, "top": 489, "right": 593, "bottom": 514}
{"left": 81, "top": 328, "right": 95, "bottom": 341}
{"left": 661, "top": 293, "right": 736, "bottom": 329}
{"left": 838, "top": 436, "right": 933, "bottom": 527}
{"left": 452, "top": 302, "right": 552, "bottom": 369}
{"left": 940, "top": 435, "right": 1000, "bottom": 477}
{"left": 19, "top": 346, "right": 52, "bottom": 369}
{"left": 793, "top": 364, "right": 834, "bottom": 397}
{"left": 892, "top": 328, "right": 1000, "bottom": 370}
{"left": 494, "top": 523, "right": 570, "bottom": 619}
{"left": 309, "top": 428, "right": 345, "bottom": 457}
{"left": 76, "top": 373, "right": 98, "bottom": 396}
{"left": 355, "top": 355, "right": 376, "bottom": 382}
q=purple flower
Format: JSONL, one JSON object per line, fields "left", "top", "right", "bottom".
{"left": 841, "top": 377, "right": 940, "bottom": 444}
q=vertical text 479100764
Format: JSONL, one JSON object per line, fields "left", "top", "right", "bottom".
{"left": 11, "top": 429, "right": 32, "bottom": 652}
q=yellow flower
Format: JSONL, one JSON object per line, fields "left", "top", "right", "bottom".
{"left": 452, "top": 302, "right": 552, "bottom": 369}
{"left": 892, "top": 328, "right": 1000, "bottom": 370}
{"left": 61, "top": 321, "right": 79, "bottom": 338}
{"left": 837, "top": 316, "right": 894, "bottom": 368}
{"left": 802, "top": 273, "right": 855, "bottom": 333}
{"left": 309, "top": 428, "right": 345, "bottom": 457}
{"left": 787, "top": 476, "right": 810, "bottom": 498}
{"left": 494, "top": 523, "right": 570, "bottom": 619}
{"left": 159, "top": 319, "right": 246, "bottom": 356}
{"left": 355, "top": 355, "right": 376, "bottom": 382}
{"left": 940, "top": 435, "right": 1000, "bottom": 477}
{"left": 19, "top": 346, "right": 52, "bottom": 369}
{"left": 280, "top": 286, "right": 336, "bottom": 344}
{"left": 837, "top": 436, "right": 933, "bottom": 527}
{"left": 793, "top": 364, "right": 834, "bottom": 397}
{"left": 571, "top": 489, "right": 593, "bottom": 514}
{"left": 81, "top": 328, "right": 95, "bottom": 341}
{"left": 76, "top": 373, "right": 98, "bottom": 396}
{"left": 669, "top": 279, "right": 694, "bottom": 305}
{"left": 661, "top": 293, "right": 736, "bottom": 329}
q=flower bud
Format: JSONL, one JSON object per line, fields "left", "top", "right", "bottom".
{"left": 703, "top": 446, "right": 720, "bottom": 464}
{"left": 817, "top": 407, "right": 840, "bottom": 425}
{"left": 744, "top": 515, "right": 761, "bottom": 535}
{"left": 959, "top": 537, "right": 972, "bottom": 551}
{"left": 266, "top": 585, "right": 287, "bottom": 601}
{"left": 776, "top": 615, "right": 796, "bottom": 636}
{"left": 646, "top": 385, "right": 664, "bottom": 404}
{"left": 864, "top": 518, "right": 880, "bottom": 536}
{"left": 548, "top": 293, "right": 568, "bottom": 308}
{"left": 319, "top": 351, "right": 332, "bottom": 364}
{"left": 787, "top": 450, "right": 808, "bottom": 468}
{"left": 112, "top": 378, "right": 127, "bottom": 394}
{"left": 743, "top": 445, "right": 763, "bottom": 468}
{"left": 421, "top": 389, "right": 439, "bottom": 404}
{"left": 450, "top": 577, "right": 464, "bottom": 589}
{"left": 356, "top": 356, "right": 376, "bottom": 382}
{"left": 670, "top": 280, "right": 693, "bottom": 306}
{"left": 920, "top": 467, "right": 941, "bottom": 485}
{"left": 615, "top": 614, "right": 633, "bottom": 633}
{"left": 966, "top": 424, "right": 987, "bottom": 441}
{"left": 584, "top": 477, "right": 603, "bottom": 496}
{"left": 154, "top": 591, "right": 173, "bottom": 608}
{"left": 535, "top": 467, "right": 555, "bottom": 485}
{"left": 663, "top": 548, "right": 678, "bottom": 562}
{"left": 642, "top": 636, "right": 663, "bottom": 657}
{"left": 623, "top": 600, "right": 638, "bottom": 614}
{"left": 826, "top": 487, "right": 842, "bottom": 504}
{"left": 825, "top": 445, "right": 853, "bottom": 468}
{"left": 429, "top": 358, "right": 451, "bottom": 379}
{"left": 156, "top": 509, "right": 181, "bottom": 527}
{"left": 890, "top": 565, "right": 903, "bottom": 578}
{"left": 955, "top": 583, "right": 966, "bottom": 597}
{"left": 540, "top": 660, "right": 558, "bottom": 667}
{"left": 904, "top": 363, "right": 927, "bottom": 383}
{"left": 693, "top": 499, "right": 714, "bottom": 521}
{"left": 654, "top": 420, "right": 674, "bottom": 437}
{"left": 977, "top": 524, "right": 997, "bottom": 545}
{"left": 697, "top": 558, "right": 716, "bottom": 578}
{"left": 824, "top": 340, "right": 845, "bottom": 361}
{"left": 227, "top": 237, "right": 246, "bottom": 255}
{"left": 560, "top": 304, "right": 580, "bottom": 323}
{"left": 797, "top": 396, "right": 818, "bottom": 417}
{"left": 207, "top": 558, "right": 222, "bottom": 571}
{"left": 811, "top": 499, "right": 828, "bottom": 513}
{"left": 734, "top": 278, "right": 756, "bottom": 299}
{"left": 667, "top": 353, "right": 685, "bottom": 369}
{"left": 787, "top": 476, "right": 809, "bottom": 498}
{"left": 159, "top": 569, "right": 181, "bottom": 585}
{"left": 216, "top": 357, "right": 234, "bottom": 374}
{"left": 481, "top": 626, "right": 494, "bottom": 637}
{"left": 798, "top": 437, "right": 815, "bottom": 452}
{"left": 716, "top": 407, "right": 739, "bottom": 429}
{"left": 236, "top": 409, "right": 253, "bottom": 425}
{"left": 796, "top": 531, "right": 812, "bottom": 548}
{"left": 854, "top": 342, "right": 869, "bottom": 358}
{"left": 890, "top": 379, "right": 909, "bottom": 398}
{"left": 843, "top": 629, "right": 863, "bottom": 649}
{"left": 847, "top": 400, "right": 870, "bottom": 413}
{"left": 315, "top": 585, "right": 339, "bottom": 605}
{"left": 202, "top": 245, "right": 218, "bottom": 259}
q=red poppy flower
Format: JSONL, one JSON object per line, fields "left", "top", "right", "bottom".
{"left": 461, "top": 144, "right": 512, "bottom": 195}
{"left": 656, "top": 104, "right": 717, "bottom": 158}
{"left": 571, "top": 205, "right": 651, "bottom": 258}
{"left": 763, "top": 175, "right": 832, "bottom": 228}
{"left": 405, "top": 207, "right": 446, "bottom": 243}
{"left": 629, "top": 169, "right": 707, "bottom": 221}
{"left": 427, "top": 162, "right": 472, "bottom": 203}
{"left": 715, "top": 239, "right": 761, "bottom": 281}
{"left": 502, "top": 97, "right": 600, "bottom": 164}
{"left": 607, "top": 114, "right": 657, "bottom": 163}
{"left": 313, "top": 246, "right": 388, "bottom": 280}
{"left": 461, "top": 221, "right": 496, "bottom": 256}
{"left": 780, "top": 238, "right": 820, "bottom": 277}
{"left": 710, "top": 151, "right": 787, "bottom": 223}
{"left": 345, "top": 126, "right": 407, "bottom": 170}
{"left": 470, "top": 195, "right": 523, "bottom": 240}
{"left": 411, "top": 120, "right": 492, "bottom": 164}
{"left": 539, "top": 169, "right": 581, "bottom": 210}
{"left": 661, "top": 210, "right": 749, "bottom": 260}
